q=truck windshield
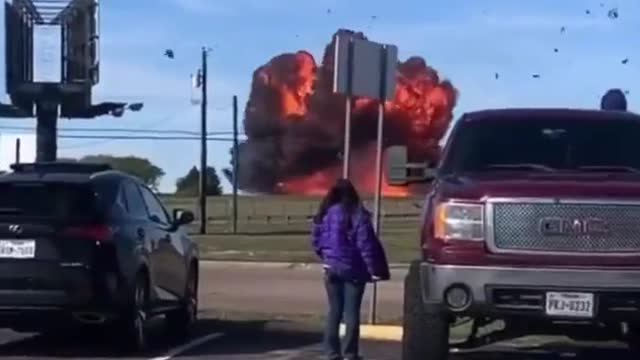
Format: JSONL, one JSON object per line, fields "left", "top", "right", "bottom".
{"left": 441, "top": 118, "right": 640, "bottom": 175}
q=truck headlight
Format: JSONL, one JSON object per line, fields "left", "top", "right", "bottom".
{"left": 434, "top": 203, "right": 484, "bottom": 241}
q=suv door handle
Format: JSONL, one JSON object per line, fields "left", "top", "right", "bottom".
{"left": 136, "top": 228, "right": 145, "bottom": 240}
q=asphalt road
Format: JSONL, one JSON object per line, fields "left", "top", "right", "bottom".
{"left": 0, "top": 317, "right": 636, "bottom": 359}
{"left": 198, "top": 262, "right": 407, "bottom": 322}
{"left": 0, "top": 262, "right": 636, "bottom": 359}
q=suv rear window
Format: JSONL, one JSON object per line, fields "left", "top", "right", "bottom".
{"left": 441, "top": 118, "right": 640, "bottom": 174}
{"left": 0, "top": 182, "right": 99, "bottom": 219}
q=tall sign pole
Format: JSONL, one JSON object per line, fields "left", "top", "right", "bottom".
{"left": 199, "top": 47, "right": 209, "bottom": 235}
{"left": 334, "top": 35, "right": 354, "bottom": 179}
{"left": 232, "top": 95, "right": 239, "bottom": 234}
{"left": 333, "top": 34, "right": 397, "bottom": 324}
{"left": 369, "top": 45, "right": 393, "bottom": 325}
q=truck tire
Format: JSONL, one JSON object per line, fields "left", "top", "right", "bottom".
{"left": 402, "top": 262, "right": 449, "bottom": 360}
{"left": 627, "top": 323, "right": 640, "bottom": 355}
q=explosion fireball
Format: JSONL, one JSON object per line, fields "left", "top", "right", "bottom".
{"left": 229, "top": 29, "right": 458, "bottom": 196}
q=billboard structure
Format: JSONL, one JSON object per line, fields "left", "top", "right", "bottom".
{"left": 2, "top": 0, "right": 141, "bottom": 162}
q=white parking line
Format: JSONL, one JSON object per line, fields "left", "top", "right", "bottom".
{"left": 150, "top": 332, "right": 224, "bottom": 360}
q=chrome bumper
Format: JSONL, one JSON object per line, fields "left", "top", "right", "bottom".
{"left": 420, "top": 263, "right": 640, "bottom": 304}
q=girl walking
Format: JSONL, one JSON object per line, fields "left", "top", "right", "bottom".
{"left": 311, "top": 179, "right": 390, "bottom": 360}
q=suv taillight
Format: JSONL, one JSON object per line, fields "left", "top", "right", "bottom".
{"left": 434, "top": 202, "right": 484, "bottom": 241}
{"left": 62, "top": 224, "right": 112, "bottom": 242}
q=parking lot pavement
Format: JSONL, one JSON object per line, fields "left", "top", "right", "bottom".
{"left": 0, "top": 315, "right": 636, "bottom": 360}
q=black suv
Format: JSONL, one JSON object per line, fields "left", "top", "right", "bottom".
{"left": 0, "top": 162, "right": 199, "bottom": 351}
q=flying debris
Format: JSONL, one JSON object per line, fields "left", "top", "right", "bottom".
{"left": 608, "top": 8, "right": 619, "bottom": 19}
{"left": 495, "top": 73, "right": 499, "bottom": 79}
{"left": 327, "top": 8, "right": 331, "bottom": 14}
{"left": 560, "top": 26, "right": 566, "bottom": 33}
{"left": 371, "top": 15, "right": 377, "bottom": 20}
{"left": 164, "top": 49, "right": 175, "bottom": 59}
{"left": 554, "top": 48, "right": 559, "bottom": 53}
{"left": 622, "top": 58, "right": 629, "bottom": 64}
{"left": 585, "top": 9, "right": 591, "bottom": 15}
{"left": 532, "top": 74, "right": 541, "bottom": 79}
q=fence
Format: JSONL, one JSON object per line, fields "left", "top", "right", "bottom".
{"left": 161, "top": 195, "right": 424, "bottom": 225}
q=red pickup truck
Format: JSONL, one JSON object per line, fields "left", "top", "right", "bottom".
{"left": 387, "top": 108, "right": 640, "bottom": 359}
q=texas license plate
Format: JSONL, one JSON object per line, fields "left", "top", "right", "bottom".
{"left": 545, "top": 292, "right": 594, "bottom": 318}
{"left": 0, "top": 240, "right": 36, "bottom": 259}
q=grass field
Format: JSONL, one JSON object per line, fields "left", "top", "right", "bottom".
{"left": 161, "top": 195, "right": 424, "bottom": 263}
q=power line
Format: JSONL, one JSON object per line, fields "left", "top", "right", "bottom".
{"left": 57, "top": 105, "right": 193, "bottom": 150}
{"left": 0, "top": 125, "right": 244, "bottom": 136}
{"left": 58, "top": 135, "right": 238, "bottom": 141}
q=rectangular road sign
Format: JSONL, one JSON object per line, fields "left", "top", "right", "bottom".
{"left": 333, "top": 34, "right": 397, "bottom": 101}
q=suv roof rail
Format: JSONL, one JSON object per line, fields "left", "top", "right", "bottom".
{"left": 10, "top": 162, "right": 113, "bottom": 174}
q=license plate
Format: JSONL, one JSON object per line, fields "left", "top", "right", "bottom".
{"left": 545, "top": 292, "right": 594, "bottom": 318}
{"left": 0, "top": 240, "right": 36, "bottom": 259}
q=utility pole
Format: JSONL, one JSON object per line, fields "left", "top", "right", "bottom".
{"left": 199, "top": 47, "right": 209, "bottom": 235}
{"left": 232, "top": 95, "right": 239, "bottom": 234}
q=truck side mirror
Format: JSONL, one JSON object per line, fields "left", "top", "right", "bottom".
{"left": 385, "top": 146, "right": 437, "bottom": 185}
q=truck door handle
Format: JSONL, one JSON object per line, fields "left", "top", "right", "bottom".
{"left": 136, "top": 228, "right": 145, "bottom": 240}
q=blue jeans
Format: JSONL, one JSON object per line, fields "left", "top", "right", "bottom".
{"left": 323, "top": 271, "right": 366, "bottom": 360}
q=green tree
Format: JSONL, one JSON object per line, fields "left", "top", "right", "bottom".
{"left": 80, "top": 155, "right": 165, "bottom": 190}
{"left": 175, "top": 166, "right": 223, "bottom": 196}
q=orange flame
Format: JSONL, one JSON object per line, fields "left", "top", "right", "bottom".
{"left": 280, "top": 145, "right": 409, "bottom": 197}
{"left": 243, "top": 30, "right": 457, "bottom": 196}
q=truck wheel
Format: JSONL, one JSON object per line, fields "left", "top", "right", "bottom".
{"left": 627, "top": 323, "right": 640, "bottom": 354}
{"left": 402, "top": 262, "right": 449, "bottom": 360}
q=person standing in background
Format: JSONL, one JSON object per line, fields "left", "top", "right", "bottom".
{"left": 311, "top": 179, "right": 390, "bottom": 360}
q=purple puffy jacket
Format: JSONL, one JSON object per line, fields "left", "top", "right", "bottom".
{"left": 311, "top": 204, "right": 390, "bottom": 282}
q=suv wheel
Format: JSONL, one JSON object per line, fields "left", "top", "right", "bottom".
{"left": 402, "top": 263, "right": 449, "bottom": 360}
{"left": 165, "top": 265, "right": 198, "bottom": 339}
{"left": 116, "top": 272, "right": 149, "bottom": 353}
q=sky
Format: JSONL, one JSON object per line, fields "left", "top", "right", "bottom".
{"left": 0, "top": 0, "right": 638, "bottom": 193}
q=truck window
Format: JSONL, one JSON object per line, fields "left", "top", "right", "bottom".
{"left": 441, "top": 118, "right": 640, "bottom": 174}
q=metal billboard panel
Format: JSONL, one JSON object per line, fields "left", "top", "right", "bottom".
{"left": 4, "top": 1, "right": 27, "bottom": 93}
{"left": 33, "top": 24, "right": 62, "bottom": 83}
{"left": 333, "top": 35, "right": 398, "bottom": 101}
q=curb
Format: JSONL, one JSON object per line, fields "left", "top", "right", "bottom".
{"left": 339, "top": 324, "right": 403, "bottom": 342}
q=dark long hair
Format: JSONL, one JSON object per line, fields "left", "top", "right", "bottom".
{"left": 601, "top": 89, "right": 627, "bottom": 111}
{"left": 313, "top": 178, "right": 362, "bottom": 225}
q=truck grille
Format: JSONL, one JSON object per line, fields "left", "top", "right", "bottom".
{"left": 491, "top": 202, "right": 640, "bottom": 253}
